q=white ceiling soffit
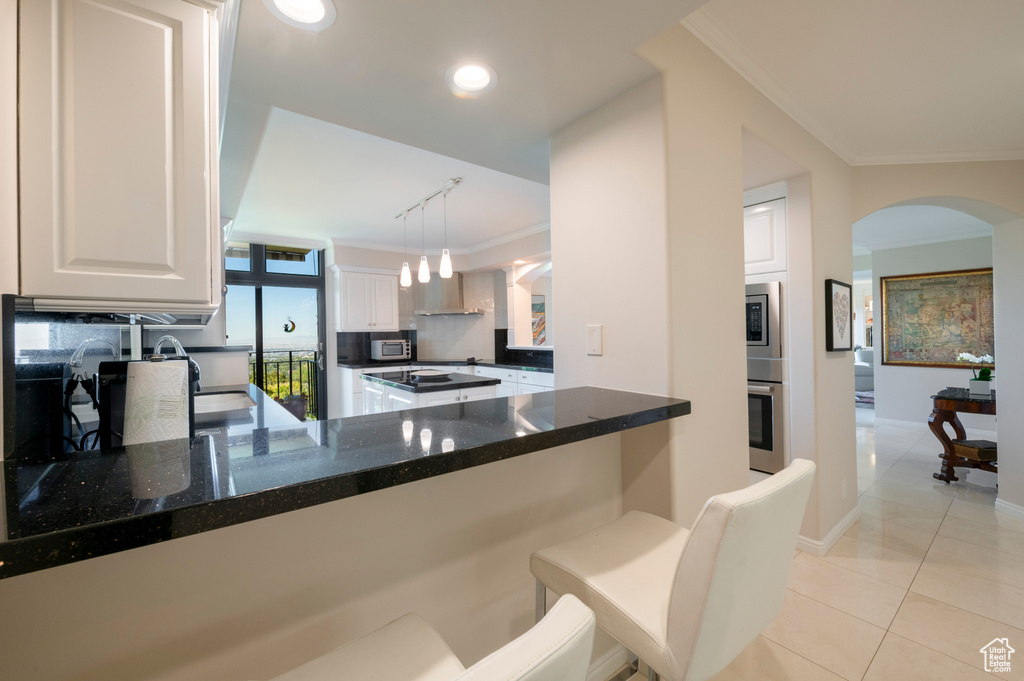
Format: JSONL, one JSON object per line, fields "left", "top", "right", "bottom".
{"left": 232, "top": 108, "right": 551, "bottom": 251}
{"left": 223, "top": 0, "right": 710, "bottom": 197}
{"left": 853, "top": 205, "right": 993, "bottom": 255}
{"left": 742, "top": 129, "right": 805, "bottom": 191}
{"left": 684, "top": 0, "right": 1024, "bottom": 166}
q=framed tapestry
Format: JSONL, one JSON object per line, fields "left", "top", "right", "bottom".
{"left": 880, "top": 268, "right": 994, "bottom": 369}
{"left": 825, "top": 279, "right": 853, "bottom": 351}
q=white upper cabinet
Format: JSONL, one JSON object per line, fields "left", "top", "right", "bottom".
{"left": 339, "top": 271, "right": 399, "bottom": 331}
{"left": 743, "top": 198, "right": 787, "bottom": 276}
{"left": 18, "top": 0, "right": 222, "bottom": 313}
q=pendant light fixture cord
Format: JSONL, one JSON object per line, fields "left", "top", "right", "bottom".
{"left": 443, "top": 193, "right": 447, "bottom": 248}
{"left": 403, "top": 213, "right": 408, "bottom": 256}
{"left": 421, "top": 204, "right": 426, "bottom": 255}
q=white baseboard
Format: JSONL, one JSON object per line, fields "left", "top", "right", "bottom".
{"left": 995, "top": 498, "right": 1024, "bottom": 521}
{"left": 587, "top": 644, "right": 628, "bottom": 681}
{"left": 796, "top": 505, "right": 861, "bottom": 557}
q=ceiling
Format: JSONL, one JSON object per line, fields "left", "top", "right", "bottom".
{"left": 232, "top": 108, "right": 551, "bottom": 251}
{"left": 221, "top": 0, "right": 709, "bottom": 217}
{"left": 685, "top": 0, "right": 1024, "bottom": 165}
{"left": 852, "top": 205, "right": 993, "bottom": 256}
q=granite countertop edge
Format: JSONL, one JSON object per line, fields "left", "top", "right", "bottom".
{"left": 338, "top": 360, "right": 554, "bottom": 373}
{"left": 0, "top": 390, "right": 690, "bottom": 580}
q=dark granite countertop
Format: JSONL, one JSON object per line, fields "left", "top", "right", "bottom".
{"left": 360, "top": 370, "right": 501, "bottom": 393}
{"left": 338, "top": 360, "right": 554, "bottom": 374}
{"left": 931, "top": 386, "right": 997, "bottom": 404}
{"left": 0, "top": 387, "right": 689, "bottom": 580}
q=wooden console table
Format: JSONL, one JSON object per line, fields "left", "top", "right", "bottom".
{"left": 929, "top": 387, "right": 996, "bottom": 483}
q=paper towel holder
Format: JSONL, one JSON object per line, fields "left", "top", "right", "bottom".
{"left": 96, "top": 358, "right": 197, "bottom": 449}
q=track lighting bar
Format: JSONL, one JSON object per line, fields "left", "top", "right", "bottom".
{"left": 394, "top": 177, "right": 462, "bottom": 219}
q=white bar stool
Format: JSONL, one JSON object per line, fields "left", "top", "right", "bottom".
{"left": 531, "top": 459, "right": 816, "bottom": 681}
{"left": 268, "top": 593, "right": 596, "bottom": 681}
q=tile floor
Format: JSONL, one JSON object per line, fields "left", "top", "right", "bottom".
{"left": 713, "top": 408, "right": 1021, "bottom": 680}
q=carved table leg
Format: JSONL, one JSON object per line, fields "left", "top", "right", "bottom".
{"left": 929, "top": 408, "right": 963, "bottom": 483}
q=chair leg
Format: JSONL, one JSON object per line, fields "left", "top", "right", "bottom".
{"left": 535, "top": 579, "right": 547, "bottom": 624}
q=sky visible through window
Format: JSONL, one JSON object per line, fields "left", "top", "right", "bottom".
{"left": 225, "top": 286, "right": 318, "bottom": 351}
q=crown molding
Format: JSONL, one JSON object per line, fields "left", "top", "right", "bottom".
{"left": 329, "top": 222, "right": 551, "bottom": 257}
{"left": 683, "top": 11, "right": 1024, "bottom": 168}
{"left": 230, "top": 231, "right": 330, "bottom": 251}
{"left": 850, "top": 147, "right": 1024, "bottom": 166}
{"left": 856, "top": 226, "right": 993, "bottom": 254}
{"left": 681, "top": 11, "right": 858, "bottom": 165}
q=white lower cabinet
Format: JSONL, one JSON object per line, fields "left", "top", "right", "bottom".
{"left": 518, "top": 384, "right": 551, "bottom": 395}
{"left": 362, "top": 384, "right": 386, "bottom": 415}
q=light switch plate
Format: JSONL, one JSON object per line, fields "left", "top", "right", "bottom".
{"left": 587, "top": 324, "right": 603, "bottom": 356}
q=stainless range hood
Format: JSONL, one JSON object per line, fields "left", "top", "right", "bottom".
{"left": 415, "top": 273, "right": 484, "bottom": 316}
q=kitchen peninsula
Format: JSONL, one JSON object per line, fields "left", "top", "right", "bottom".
{"left": 360, "top": 369, "right": 499, "bottom": 410}
{"left": 0, "top": 387, "right": 690, "bottom": 580}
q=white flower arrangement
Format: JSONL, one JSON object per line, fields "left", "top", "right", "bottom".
{"left": 958, "top": 352, "right": 994, "bottom": 380}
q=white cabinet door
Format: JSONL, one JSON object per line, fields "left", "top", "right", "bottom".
{"left": 19, "top": 0, "right": 219, "bottom": 311}
{"left": 518, "top": 371, "right": 555, "bottom": 388}
{"left": 495, "top": 383, "right": 517, "bottom": 398}
{"left": 363, "top": 385, "right": 386, "bottom": 414}
{"left": 518, "top": 384, "right": 550, "bottom": 395}
{"left": 340, "top": 272, "right": 372, "bottom": 331}
{"left": 339, "top": 272, "right": 399, "bottom": 330}
{"left": 744, "top": 198, "right": 787, "bottom": 275}
{"left": 385, "top": 387, "right": 415, "bottom": 412}
{"left": 371, "top": 275, "right": 399, "bottom": 330}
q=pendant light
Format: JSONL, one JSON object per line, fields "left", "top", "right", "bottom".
{"left": 400, "top": 212, "right": 412, "bottom": 287}
{"left": 418, "top": 204, "right": 431, "bottom": 283}
{"left": 439, "top": 192, "right": 453, "bottom": 278}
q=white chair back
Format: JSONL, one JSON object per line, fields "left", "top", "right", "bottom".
{"left": 665, "top": 459, "right": 816, "bottom": 681}
{"left": 458, "top": 594, "right": 596, "bottom": 681}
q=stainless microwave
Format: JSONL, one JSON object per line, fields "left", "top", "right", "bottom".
{"left": 370, "top": 339, "right": 410, "bottom": 360}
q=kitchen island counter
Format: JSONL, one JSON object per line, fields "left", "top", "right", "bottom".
{"left": 360, "top": 369, "right": 500, "bottom": 393}
{"left": 0, "top": 387, "right": 690, "bottom": 580}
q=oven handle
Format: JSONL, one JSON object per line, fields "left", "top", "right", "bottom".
{"left": 748, "top": 384, "right": 776, "bottom": 395}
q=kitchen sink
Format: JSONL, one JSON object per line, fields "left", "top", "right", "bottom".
{"left": 194, "top": 391, "right": 256, "bottom": 415}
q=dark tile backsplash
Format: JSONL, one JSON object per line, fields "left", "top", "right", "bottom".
{"left": 336, "top": 330, "right": 417, "bottom": 365}
{"left": 493, "top": 330, "right": 554, "bottom": 369}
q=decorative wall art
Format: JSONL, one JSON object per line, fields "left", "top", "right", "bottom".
{"left": 825, "top": 279, "right": 853, "bottom": 352}
{"left": 532, "top": 295, "right": 546, "bottom": 345}
{"left": 880, "top": 268, "right": 994, "bottom": 368}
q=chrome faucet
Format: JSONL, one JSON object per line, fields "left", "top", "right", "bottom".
{"left": 153, "top": 335, "right": 202, "bottom": 393}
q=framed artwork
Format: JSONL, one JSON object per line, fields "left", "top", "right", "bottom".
{"left": 531, "top": 295, "right": 546, "bottom": 345}
{"left": 825, "top": 279, "right": 853, "bottom": 351}
{"left": 880, "top": 268, "right": 994, "bottom": 369}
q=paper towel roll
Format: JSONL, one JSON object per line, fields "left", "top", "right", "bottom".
{"left": 123, "top": 360, "right": 189, "bottom": 446}
{"left": 127, "top": 439, "right": 191, "bottom": 499}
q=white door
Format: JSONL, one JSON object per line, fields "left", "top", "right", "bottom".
{"left": 341, "top": 272, "right": 372, "bottom": 331}
{"left": 743, "top": 198, "right": 787, "bottom": 275}
{"left": 371, "top": 275, "right": 400, "bottom": 330}
{"left": 19, "top": 0, "right": 217, "bottom": 306}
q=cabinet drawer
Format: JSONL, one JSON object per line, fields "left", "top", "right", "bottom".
{"left": 518, "top": 371, "right": 554, "bottom": 388}
{"left": 475, "top": 366, "right": 517, "bottom": 382}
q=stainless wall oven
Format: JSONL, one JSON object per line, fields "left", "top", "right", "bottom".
{"left": 746, "top": 281, "right": 785, "bottom": 473}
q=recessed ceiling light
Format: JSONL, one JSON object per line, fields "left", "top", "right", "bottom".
{"left": 445, "top": 61, "right": 498, "bottom": 99}
{"left": 514, "top": 260, "right": 526, "bottom": 264}
{"left": 264, "top": 0, "right": 337, "bottom": 32}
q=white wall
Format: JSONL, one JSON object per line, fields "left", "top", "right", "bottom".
{"left": 993, "top": 220, "right": 1024, "bottom": 513}
{"left": 415, "top": 272, "right": 497, "bottom": 362}
{"left": 637, "top": 26, "right": 856, "bottom": 537}
{"left": 0, "top": 435, "right": 624, "bottom": 680}
{"left": 871, "top": 236, "right": 995, "bottom": 430}
{"left": 550, "top": 76, "right": 670, "bottom": 396}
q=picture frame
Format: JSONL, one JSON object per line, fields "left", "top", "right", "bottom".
{"left": 825, "top": 278, "right": 853, "bottom": 352}
{"left": 880, "top": 268, "right": 994, "bottom": 369}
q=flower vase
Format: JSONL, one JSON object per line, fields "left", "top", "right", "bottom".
{"left": 969, "top": 379, "right": 991, "bottom": 396}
